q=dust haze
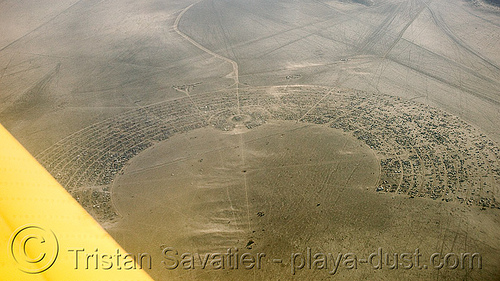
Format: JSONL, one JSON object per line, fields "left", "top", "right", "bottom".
{"left": 1, "top": 0, "right": 500, "bottom": 280}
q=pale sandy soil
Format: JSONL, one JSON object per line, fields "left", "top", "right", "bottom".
{"left": 1, "top": 0, "right": 500, "bottom": 280}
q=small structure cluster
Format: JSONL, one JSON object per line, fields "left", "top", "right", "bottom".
{"left": 36, "top": 86, "right": 500, "bottom": 220}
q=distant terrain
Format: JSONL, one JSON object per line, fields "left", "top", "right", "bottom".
{"left": 1, "top": 0, "right": 499, "bottom": 280}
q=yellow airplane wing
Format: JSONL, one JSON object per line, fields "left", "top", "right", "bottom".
{"left": 0, "top": 124, "right": 154, "bottom": 280}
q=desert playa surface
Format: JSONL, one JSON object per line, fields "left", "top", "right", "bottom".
{"left": 1, "top": 0, "right": 500, "bottom": 280}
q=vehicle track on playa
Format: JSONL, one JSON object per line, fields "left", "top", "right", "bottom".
{"left": 173, "top": 1, "right": 241, "bottom": 114}
{"left": 0, "top": 0, "right": 85, "bottom": 52}
{"left": 357, "top": 0, "right": 405, "bottom": 54}
{"left": 383, "top": 0, "right": 427, "bottom": 58}
{"left": 173, "top": 1, "right": 253, "bottom": 233}
{"left": 420, "top": 0, "right": 500, "bottom": 72}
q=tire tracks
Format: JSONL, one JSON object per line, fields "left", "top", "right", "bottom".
{"left": 173, "top": 1, "right": 240, "bottom": 114}
{"left": 420, "top": 0, "right": 500, "bottom": 72}
{"left": 0, "top": 0, "right": 86, "bottom": 52}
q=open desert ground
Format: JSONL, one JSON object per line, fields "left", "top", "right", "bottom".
{"left": 1, "top": 0, "right": 500, "bottom": 280}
